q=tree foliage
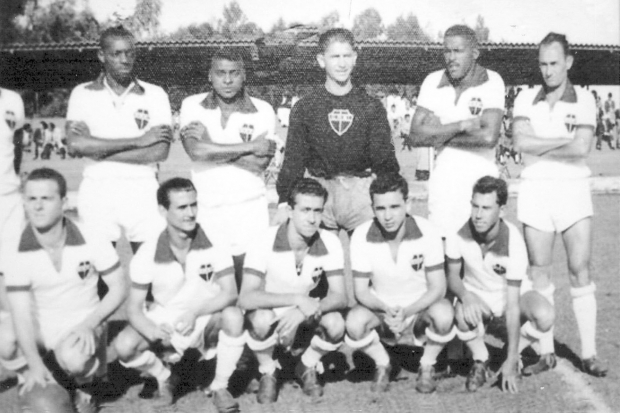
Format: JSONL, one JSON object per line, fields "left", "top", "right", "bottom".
{"left": 168, "top": 22, "right": 215, "bottom": 41}
{"left": 474, "top": 15, "right": 490, "bottom": 43}
{"left": 217, "top": 0, "right": 262, "bottom": 38}
{"left": 352, "top": 8, "right": 383, "bottom": 40}
{"left": 127, "top": 0, "right": 162, "bottom": 40}
{"left": 385, "top": 14, "right": 430, "bottom": 42}
{"left": 319, "top": 11, "right": 340, "bottom": 31}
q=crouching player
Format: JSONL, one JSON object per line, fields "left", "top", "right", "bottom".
{"left": 345, "top": 173, "right": 455, "bottom": 394}
{"left": 446, "top": 176, "right": 555, "bottom": 393}
{"left": 0, "top": 168, "right": 127, "bottom": 412}
{"left": 238, "top": 178, "right": 347, "bottom": 403}
{"left": 114, "top": 178, "right": 244, "bottom": 413}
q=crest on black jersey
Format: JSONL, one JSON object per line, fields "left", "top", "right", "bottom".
{"left": 564, "top": 114, "right": 576, "bottom": 133}
{"left": 134, "top": 108, "right": 150, "bottom": 129}
{"left": 411, "top": 254, "right": 424, "bottom": 271}
{"left": 239, "top": 123, "right": 254, "bottom": 142}
{"left": 328, "top": 109, "right": 354, "bottom": 136}
{"left": 311, "top": 266, "right": 323, "bottom": 288}
{"left": 199, "top": 263, "right": 214, "bottom": 282}
{"left": 77, "top": 261, "right": 92, "bottom": 280}
{"left": 469, "top": 97, "right": 483, "bottom": 116}
{"left": 5, "top": 110, "right": 16, "bottom": 130}
{"left": 492, "top": 263, "right": 507, "bottom": 276}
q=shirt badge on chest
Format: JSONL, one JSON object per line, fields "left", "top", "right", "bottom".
{"left": 469, "top": 97, "right": 483, "bottom": 116}
{"left": 239, "top": 123, "right": 254, "bottom": 142}
{"left": 310, "top": 266, "right": 324, "bottom": 287}
{"left": 199, "top": 263, "right": 214, "bottom": 282}
{"left": 328, "top": 109, "right": 354, "bottom": 136}
{"left": 564, "top": 113, "right": 576, "bottom": 133}
{"left": 492, "top": 263, "right": 507, "bottom": 276}
{"left": 77, "top": 261, "right": 92, "bottom": 280}
{"left": 5, "top": 110, "right": 16, "bottom": 130}
{"left": 411, "top": 254, "right": 425, "bottom": 272}
{"left": 134, "top": 108, "right": 150, "bottom": 130}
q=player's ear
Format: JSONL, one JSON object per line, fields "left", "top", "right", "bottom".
{"left": 405, "top": 196, "right": 412, "bottom": 214}
{"left": 499, "top": 204, "right": 506, "bottom": 218}
{"left": 287, "top": 204, "right": 294, "bottom": 219}
{"left": 352, "top": 50, "right": 358, "bottom": 66}
{"left": 97, "top": 49, "right": 105, "bottom": 65}
{"left": 473, "top": 47, "right": 480, "bottom": 61}
{"left": 316, "top": 53, "right": 326, "bottom": 69}
{"left": 62, "top": 196, "right": 68, "bottom": 211}
{"left": 566, "top": 54, "right": 574, "bottom": 71}
{"left": 158, "top": 205, "right": 167, "bottom": 218}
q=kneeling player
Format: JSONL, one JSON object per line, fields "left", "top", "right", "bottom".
{"left": 114, "top": 178, "right": 244, "bottom": 413}
{"left": 345, "top": 173, "right": 455, "bottom": 394}
{"left": 1, "top": 168, "right": 127, "bottom": 412}
{"left": 446, "top": 176, "right": 555, "bottom": 393}
{"left": 238, "top": 178, "right": 347, "bottom": 403}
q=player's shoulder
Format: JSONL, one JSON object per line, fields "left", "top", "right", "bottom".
{"left": 248, "top": 95, "right": 273, "bottom": 110}
{"left": 318, "top": 228, "right": 342, "bottom": 251}
{"left": 181, "top": 92, "right": 209, "bottom": 108}
{"left": 0, "top": 88, "right": 23, "bottom": 103}
{"left": 483, "top": 68, "right": 505, "bottom": 85}
{"left": 574, "top": 86, "right": 595, "bottom": 105}
{"left": 502, "top": 219, "right": 525, "bottom": 243}
{"left": 136, "top": 79, "right": 168, "bottom": 96}
{"left": 350, "top": 219, "right": 374, "bottom": 242}
{"left": 422, "top": 70, "right": 446, "bottom": 87}
{"left": 410, "top": 215, "right": 440, "bottom": 237}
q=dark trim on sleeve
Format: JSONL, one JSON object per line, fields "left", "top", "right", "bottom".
{"left": 425, "top": 262, "right": 445, "bottom": 273}
{"left": 352, "top": 270, "right": 371, "bottom": 279}
{"left": 245, "top": 268, "right": 266, "bottom": 279}
{"left": 131, "top": 282, "right": 150, "bottom": 290}
{"left": 325, "top": 269, "right": 343, "bottom": 278}
{"left": 7, "top": 285, "right": 30, "bottom": 292}
{"left": 214, "top": 266, "right": 235, "bottom": 280}
{"left": 99, "top": 261, "right": 121, "bottom": 277}
{"left": 512, "top": 116, "right": 530, "bottom": 123}
{"left": 576, "top": 124, "right": 595, "bottom": 132}
{"left": 507, "top": 279, "right": 522, "bottom": 288}
{"left": 445, "top": 256, "right": 462, "bottom": 264}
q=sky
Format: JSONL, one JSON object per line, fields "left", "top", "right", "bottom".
{"left": 88, "top": 0, "right": 620, "bottom": 45}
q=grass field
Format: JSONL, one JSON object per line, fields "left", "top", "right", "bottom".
{"left": 2, "top": 119, "right": 619, "bottom": 412}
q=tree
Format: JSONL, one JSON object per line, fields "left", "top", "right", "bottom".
{"left": 474, "top": 15, "right": 490, "bottom": 43}
{"left": 318, "top": 10, "right": 340, "bottom": 31}
{"left": 0, "top": 0, "right": 29, "bottom": 43}
{"left": 385, "top": 14, "right": 431, "bottom": 42}
{"left": 128, "top": 0, "right": 162, "bottom": 40}
{"left": 218, "top": 1, "right": 262, "bottom": 38}
{"left": 352, "top": 8, "right": 383, "bottom": 40}
{"left": 167, "top": 22, "right": 214, "bottom": 41}
{"left": 269, "top": 17, "right": 287, "bottom": 34}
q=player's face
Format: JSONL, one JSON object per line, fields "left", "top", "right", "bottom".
{"left": 317, "top": 41, "right": 357, "bottom": 86}
{"left": 443, "top": 35, "right": 479, "bottom": 81}
{"left": 289, "top": 194, "right": 325, "bottom": 238}
{"left": 470, "top": 192, "right": 503, "bottom": 235}
{"left": 538, "top": 42, "right": 573, "bottom": 90}
{"left": 98, "top": 36, "right": 135, "bottom": 82}
{"left": 163, "top": 190, "right": 198, "bottom": 233}
{"left": 209, "top": 59, "right": 245, "bottom": 101}
{"left": 372, "top": 191, "right": 408, "bottom": 234}
{"left": 23, "top": 180, "right": 66, "bottom": 231}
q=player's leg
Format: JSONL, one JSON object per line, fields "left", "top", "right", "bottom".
{"left": 296, "top": 311, "right": 345, "bottom": 398}
{"left": 519, "top": 290, "right": 556, "bottom": 375}
{"left": 454, "top": 298, "right": 491, "bottom": 392}
{"left": 244, "top": 309, "right": 279, "bottom": 403}
{"left": 344, "top": 305, "right": 391, "bottom": 392}
{"left": 562, "top": 217, "right": 607, "bottom": 377}
{"left": 414, "top": 299, "right": 456, "bottom": 393}
{"left": 0, "top": 310, "right": 27, "bottom": 378}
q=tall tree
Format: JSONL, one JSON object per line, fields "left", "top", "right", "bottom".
{"left": 129, "top": 0, "right": 162, "bottom": 40}
{"left": 218, "top": 1, "right": 262, "bottom": 38}
{"left": 385, "top": 14, "right": 430, "bottom": 42}
{"left": 167, "top": 22, "right": 214, "bottom": 40}
{"left": 319, "top": 10, "right": 340, "bottom": 31}
{"left": 474, "top": 15, "right": 490, "bottom": 43}
{"left": 269, "top": 17, "right": 287, "bottom": 34}
{"left": 352, "top": 8, "right": 383, "bottom": 40}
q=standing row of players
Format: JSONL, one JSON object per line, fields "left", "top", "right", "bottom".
{"left": 0, "top": 22, "right": 606, "bottom": 412}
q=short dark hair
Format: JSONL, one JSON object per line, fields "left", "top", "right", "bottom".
{"left": 287, "top": 178, "right": 328, "bottom": 207}
{"left": 99, "top": 25, "right": 134, "bottom": 50}
{"left": 157, "top": 178, "right": 196, "bottom": 209}
{"left": 211, "top": 48, "right": 245, "bottom": 69}
{"left": 539, "top": 32, "right": 570, "bottom": 56}
{"left": 318, "top": 28, "right": 356, "bottom": 53}
{"left": 369, "top": 173, "right": 408, "bottom": 202}
{"left": 472, "top": 176, "right": 508, "bottom": 206}
{"left": 25, "top": 168, "right": 67, "bottom": 198}
{"left": 444, "top": 25, "right": 478, "bottom": 48}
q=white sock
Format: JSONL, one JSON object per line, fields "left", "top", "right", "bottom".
{"left": 120, "top": 351, "right": 170, "bottom": 383}
{"left": 420, "top": 327, "right": 456, "bottom": 367}
{"left": 518, "top": 321, "right": 545, "bottom": 354}
{"left": 0, "top": 355, "right": 27, "bottom": 372}
{"left": 345, "top": 331, "right": 389, "bottom": 367}
{"left": 246, "top": 333, "right": 278, "bottom": 375}
{"left": 210, "top": 331, "right": 246, "bottom": 391}
{"left": 457, "top": 324, "right": 488, "bottom": 362}
{"left": 301, "top": 335, "right": 342, "bottom": 369}
{"left": 571, "top": 283, "right": 598, "bottom": 359}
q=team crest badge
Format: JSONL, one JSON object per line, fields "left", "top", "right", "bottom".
{"left": 328, "top": 109, "right": 354, "bottom": 136}
{"left": 310, "top": 266, "right": 324, "bottom": 288}
{"left": 77, "top": 261, "right": 92, "bottom": 280}
{"left": 492, "top": 264, "right": 507, "bottom": 276}
{"left": 5, "top": 110, "right": 16, "bottom": 130}
{"left": 295, "top": 263, "right": 303, "bottom": 277}
{"left": 199, "top": 263, "right": 214, "bottom": 282}
{"left": 239, "top": 124, "right": 254, "bottom": 142}
{"left": 411, "top": 254, "right": 424, "bottom": 271}
{"left": 134, "top": 109, "right": 150, "bottom": 129}
{"left": 564, "top": 114, "right": 576, "bottom": 133}
{"left": 469, "top": 97, "right": 483, "bottom": 116}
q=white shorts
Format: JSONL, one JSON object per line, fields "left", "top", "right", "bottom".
{"left": 517, "top": 178, "right": 593, "bottom": 233}
{"left": 77, "top": 176, "right": 165, "bottom": 243}
{"left": 463, "top": 277, "right": 533, "bottom": 318}
{"left": 197, "top": 195, "right": 268, "bottom": 256}
{"left": 145, "top": 304, "right": 212, "bottom": 356}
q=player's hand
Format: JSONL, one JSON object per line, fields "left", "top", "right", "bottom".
{"left": 296, "top": 296, "right": 321, "bottom": 319}
{"left": 461, "top": 292, "right": 491, "bottom": 327}
{"left": 496, "top": 358, "right": 519, "bottom": 393}
{"left": 180, "top": 121, "right": 210, "bottom": 142}
{"left": 460, "top": 117, "right": 482, "bottom": 133}
{"left": 148, "top": 323, "right": 173, "bottom": 345}
{"left": 251, "top": 132, "right": 276, "bottom": 157}
{"left": 66, "top": 324, "right": 97, "bottom": 357}
{"left": 273, "top": 307, "right": 305, "bottom": 344}
{"left": 142, "top": 125, "right": 173, "bottom": 146}
{"left": 67, "top": 121, "right": 91, "bottom": 139}
{"left": 174, "top": 312, "right": 197, "bottom": 336}
{"left": 270, "top": 204, "right": 289, "bottom": 226}
{"left": 20, "top": 361, "right": 54, "bottom": 395}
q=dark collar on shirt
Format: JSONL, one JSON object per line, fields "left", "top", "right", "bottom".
{"left": 154, "top": 225, "right": 213, "bottom": 264}
{"left": 366, "top": 215, "right": 423, "bottom": 243}
{"left": 199, "top": 90, "right": 257, "bottom": 113}
{"left": 84, "top": 72, "right": 145, "bottom": 95}
{"left": 438, "top": 64, "right": 489, "bottom": 90}
{"left": 18, "top": 218, "right": 85, "bottom": 252}
{"left": 272, "top": 222, "right": 328, "bottom": 257}
{"left": 457, "top": 218, "right": 510, "bottom": 257}
{"left": 532, "top": 81, "right": 577, "bottom": 105}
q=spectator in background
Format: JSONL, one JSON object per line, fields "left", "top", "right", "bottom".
{"left": 49, "top": 122, "right": 66, "bottom": 160}
{"left": 39, "top": 121, "right": 54, "bottom": 160}
{"left": 604, "top": 93, "right": 617, "bottom": 149}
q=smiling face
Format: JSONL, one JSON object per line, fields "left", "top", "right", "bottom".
{"left": 443, "top": 35, "right": 479, "bottom": 81}
{"left": 98, "top": 36, "right": 135, "bottom": 83}
{"left": 317, "top": 40, "right": 357, "bottom": 87}
{"left": 538, "top": 41, "right": 573, "bottom": 90}
{"left": 470, "top": 191, "right": 503, "bottom": 235}
{"left": 209, "top": 59, "right": 245, "bottom": 101}
{"left": 23, "top": 179, "right": 66, "bottom": 232}
{"left": 372, "top": 190, "right": 408, "bottom": 235}
{"left": 288, "top": 194, "right": 325, "bottom": 239}
{"left": 161, "top": 189, "right": 198, "bottom": 234}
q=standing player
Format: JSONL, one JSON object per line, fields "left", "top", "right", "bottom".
{"left": 180, "top": 48, "right": 277, "bottom": 287}
{"left": 512, "top": 33, "right": 607, "bottom": 377}
{"left": 0, "top": 168, "right": 127, "bottom": 411}
{"left": 446, "top": 176, "right": 555, "bottom": 393}
{"left": 409, "top": 24, "right": 505, "bottom": 236}
{"left": 274, "top": 28, "right": 399, "bottom": 233}
{"left": 345, "top": 174, "right": 455, "bottom": 394}
{"left": 239, "top": 178, "right": 347, "bottom": 403}
{"left": 66, "top": 25, "right": 172, "bottom": 252}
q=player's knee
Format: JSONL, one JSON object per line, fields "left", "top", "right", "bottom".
{"left": 345, "top": 306, "right": 373, "bottom": 340}
{"left": 0, "top": 326, "right": 18, "bottom": 360}
{"left": 55, "top": 340, "right": 92, "bottom": 376}
{"left": 246, "top": 309, "right": 276, "bottom": 340}
{"left": 567, "top": 260, "right": 590, "bottom": 287}
{"left": 320, "top": 312, "right": 345, "bottom": 341}
{"left": 114, "top": 329, "right": 142, "bottom": 362}
{"left": 427, "top": 300, "right": 455, "bottom": 334}
{"left": 531, "top": 305, "right": 555, "bottom": 333}
{"left": 220, "top": 306, "right": 244, "bottom": 336}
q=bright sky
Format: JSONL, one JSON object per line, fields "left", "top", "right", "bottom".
{"left": 88, "top": 0, "right": 620, "bottom": 45}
